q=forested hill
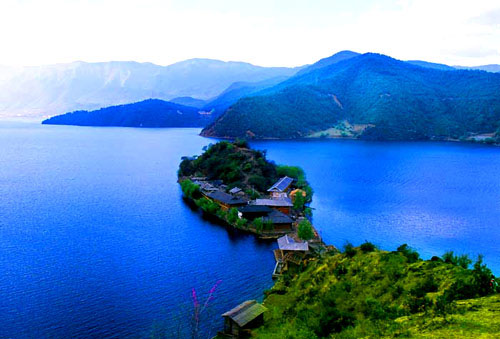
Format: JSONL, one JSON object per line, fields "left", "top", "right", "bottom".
{"left": 42, "top": 99, "right": 210, "bottom": 128}
{"left": 201, "top": 53, "right": 500, "bottom": 142}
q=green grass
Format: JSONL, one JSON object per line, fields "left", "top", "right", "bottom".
{"left": 253, "top": 246, "right": 499, "bottom": 338}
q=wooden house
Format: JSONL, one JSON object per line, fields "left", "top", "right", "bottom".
{"left": 277, "top": 234, "right": 308, "bottom": 264}
{"left": 273, "top": 235, "right": 309, "bottom": 278}
{"left": 222, "top": 300, "right": 267, "bottom": 337}
{"left": 229, "top": 187, "right": 243, "bottom": 195}
{"left": 267, "top": 176, "right": 294, "bottom": 198}
{"left": 204, "top": 191, "right": 248, "bottom": 211}
{"left": 237, "top": 205, "right": 274, "bottom": 221}
{"left": 254, "top": 198, "right": 293, "bottom": 215}
{"left": 263, "top": 210, "right": 294, "bottom": 231}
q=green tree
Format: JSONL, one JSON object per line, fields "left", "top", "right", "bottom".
{"left": 236, "top": 217, "right": 248, "bottom": 229}
{"left": 254, "top": 217, "right": 264, "bottom": 233}
{"left": 180, "top": 179, "right": 200, "bottom": 199}
{"left": 397, "top": 244, "right": 420, "bottom": 263}
{"left": 472, "top": 255, "right": 495, "bottom": 296}
{"left": 293, "top": 192, "right": 306, "bottom": 211}
{"left": 297, "top": 219, "right": 314, "bottom": 240}
{"left": 227, "top": 208, "right": 239, "bottom": 224}
{"left": 263, "top": 219, "right": 274, "bottom": 231}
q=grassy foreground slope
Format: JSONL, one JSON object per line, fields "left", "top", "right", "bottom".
{"left": 254, "top": 244, "right": 499, "bottom": 338}
{"left": 202, "top": 53, "right": 500, "bottom": 141}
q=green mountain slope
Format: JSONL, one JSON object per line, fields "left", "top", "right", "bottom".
{"left": 202, "top": 53, "right": 500, "bottom": 141}
{"left": 201, "top": 76, "right": 289, "bottom": 115}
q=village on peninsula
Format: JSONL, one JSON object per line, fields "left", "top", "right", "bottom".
{"left": 177, "top": 140, "right": 499, "bottom": 338}
{"left": 177, "top": 139, "right": 331, "bottom": 336}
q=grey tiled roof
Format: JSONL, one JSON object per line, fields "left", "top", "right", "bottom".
{"left": 205, "top": 191, "right": 248, "bottom": 205}
{"left": 238, "top": 205, "right": 273, "bottom": 214}
{"left": 229, "top": 187, "right": 242, "bottom": 194}
{"left": 254, "top": 198, "right": 293, "bottom": 207}
{"left": 277, "top": 235, "right": 309, "bottom": 251}
{"left": 263, "top": 210, "right": 294, "bottom": 224}
{"left": 222, "top": 300, "right": 267, "bottom": 327}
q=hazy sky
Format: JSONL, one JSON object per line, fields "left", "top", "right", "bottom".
{"left": 0, "top": 0, "right": 499, "bottom": 67}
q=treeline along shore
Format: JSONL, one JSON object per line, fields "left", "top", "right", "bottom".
{"left": 177, "top": 140, "right": 499, "bottom": 338}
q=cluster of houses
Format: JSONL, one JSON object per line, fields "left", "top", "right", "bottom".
{"left": 192, "top": 178, "right": 314, "bottom": 338}
{"left": 191, "top": 176, "right": 314, "bottom": 338}
{"left": 193, "top": 176, "right": 299, "bottom": 233}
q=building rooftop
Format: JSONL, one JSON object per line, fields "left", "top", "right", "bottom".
{"left": 222, "top": 300, "right": 267, "bottom": 328}
{"left": 229, "top": 187, "right": 242, "bottom": 194}
{"left": 205, "top": 191, "right": 248, "bottom": 205}
{"left": 254, "top": 198, "right": 293, "bottom": 207}
{"left": 238, "top": 205, "right": 274, "bottom": 214}
{"left": 267, "top": 176, "right": 294, "bottom": 192}
{"left": 263, "top": 210, "right": 294, "bottom": 224}
{"left": 277, "top": 234, "right": 309, "bottom": 251}
{"left": 194, "top": 181, "right": 218, "bottom": 192}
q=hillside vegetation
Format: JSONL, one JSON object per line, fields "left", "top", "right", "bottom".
{"left": 42, "top": 99, "right": 210, "bottom": 127}
{"left": 202, "top": 53, "right": 500, "bottom": 142}
{"left": 254, "top": 244, "right": 499, "bottom": 338}
{"left": 178, "top": 140, "right": 279, "bottom": 193}
{"left": 178, "top": 140, "right": 312, "bottom": 199}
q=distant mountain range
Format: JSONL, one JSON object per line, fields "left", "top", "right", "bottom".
{"left": 7, "top": 51, "right": 500, "bottom": 143}
{"left": 202, "top": 53, "right": 500, "bottom": 142}
{"left": 1, "top": 53, "right": 499, "bottom": 120}
{"left": 0, "top": 59, "right": 300, "bottom": 118}
{"left": 42, "top": 99, "right": 211, "bottom": 128}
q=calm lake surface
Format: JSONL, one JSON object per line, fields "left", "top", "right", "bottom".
{"left": 1, "top": 121, "right": 499, "bottom": 338}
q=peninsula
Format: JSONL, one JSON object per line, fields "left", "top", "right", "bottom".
{"left": 178, "top": 140, "right": 318, "bottom": 243}
{"left": 177, "top": 140, "right": 499, "bottom": 338}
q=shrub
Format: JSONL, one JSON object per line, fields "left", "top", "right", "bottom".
{"left": 236, "top": 217, "right": 248, "bottom": 229}
{"left": 333, "top": 264, "right": 347, "bottom": 277}
{"left": 178, "top": 157, "right": 196, "bottom": 176}
{"left": 276, "top": 165, "right": 305, "bottom": 180}
{"left": 254, "top": 218, "right": 264, "bottom": 233}
{"left": 233, "top": 138, "right": 249, "bottom": 148}
{"left": 442, "top": 251, "right": 472, "bottom": 269}
{"left": 365, "top": 297, "right": 389, "bottom": 320}
{"left": 360, "top": 241, "right": 376, "bottom": 253}
{"left": 298, "top": 219, "right": 314, "bottom": 240}
{"left": 180, "top": 179, "right": 200, "bottom": 199}
{"left": 343, "top": 242, "right": 357, "bottom": 258}
{"left": 248, "top": 175, "right": 268, "bottom": 192}
{"left": 472, "top": 255, "right": 495, "bottom": 296}
{"left": 195, "top": 197, "right": 220, "bottom": 214}
{"left": 397, "top": 244, "right": 420, "bottom": 263}
{"left": 245, "top": 188, "right": 260, "bottom": 200}
{"left": 293, "top": 192, "right": 307, "bottom": 211}
{"left": 445, "top": 276, "right": 476, "bottom": 300}
{"left": 227, "top": 208, "right": 239, "bottom": 224}
{"left": 442, "top": 251, "right": 457, "bottom": 265}
{"left": 263, "top": 219, "right": 274, "bottom": 231}
{"left": 316, "top": 308, "right": 355, "bottom": 336}
{"left": 457, "top": 254, "right": 472, "bottom": 269}
{"left": 304, "top": 207, "right": 313, "bottom": 217}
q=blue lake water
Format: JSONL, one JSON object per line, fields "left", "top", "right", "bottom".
{"left": 1, "top": 121, "right": 499, "bottom": 338}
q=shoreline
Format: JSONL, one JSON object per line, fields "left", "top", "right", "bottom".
{"left": 200, "top": 132, "right": 500, "bottom": 147}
